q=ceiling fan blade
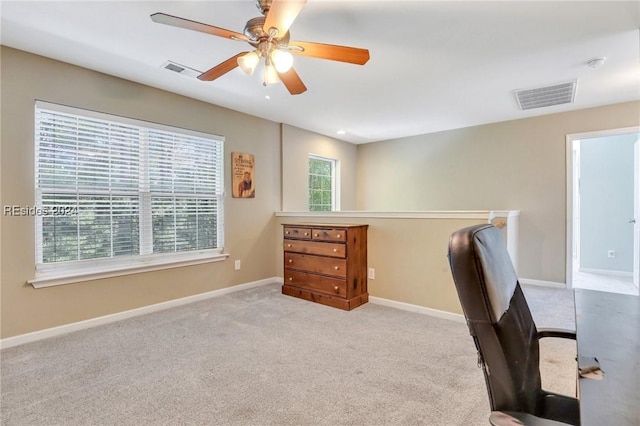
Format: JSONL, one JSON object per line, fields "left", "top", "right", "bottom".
{"left": 151, "top": 13, "right": 249, "bottom": 42}
{"left": 289, "top": 41, "right": 370, "bottom": 65}
{"left": 278, "top": 67, "right": 307, "bottom": 95}
{"left": 198, "top": 52, "right": 248, "bottom": 81}
{"left": 263, "top": 0, "right": 307, "bottom": 37}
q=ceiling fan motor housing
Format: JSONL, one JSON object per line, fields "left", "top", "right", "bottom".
{"left": 244, "top": 16, "right": 290, "bottom": 47}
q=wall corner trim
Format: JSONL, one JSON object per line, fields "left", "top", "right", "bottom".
{"left": 0, "top": 278, "right": 278, "bottom": 350}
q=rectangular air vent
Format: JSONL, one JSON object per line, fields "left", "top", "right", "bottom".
{"left": 161, "top": 60, "right": 202, "bottom": 79}
{"left": 514, "top": 80, "right": 577, "bottom": 110}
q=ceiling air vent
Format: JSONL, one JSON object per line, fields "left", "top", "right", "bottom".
{"left": 514, "top": 80, "right": 577, "bottom": 110}
{"left": 161, "top": 60, "right": 201, "bottom": 79}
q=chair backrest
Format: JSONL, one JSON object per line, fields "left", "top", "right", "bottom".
{"left": 448, "top": 224, "right": 543, "bottom": 414}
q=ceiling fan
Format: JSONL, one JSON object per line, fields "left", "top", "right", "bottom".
{"left": 151, "top": 0, "right": 370, "bottom": 95}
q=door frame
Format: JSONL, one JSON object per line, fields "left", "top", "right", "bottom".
{"left": 633, "top": 138, "right": 639, "bottom": 288}
{"left": 565, "top": 126, "right": 640, "bottom": 289}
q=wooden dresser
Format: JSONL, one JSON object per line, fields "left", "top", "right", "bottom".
{"left": 282, "top": 223, "right": 368, "bottom": 311}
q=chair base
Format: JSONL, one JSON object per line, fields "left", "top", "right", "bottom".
{"left": 490, "top": 411, "right": 573, "bottom": 426}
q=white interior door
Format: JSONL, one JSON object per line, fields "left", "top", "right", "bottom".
{"left": 633, "top": 138, "right": 639, "bottom": 288}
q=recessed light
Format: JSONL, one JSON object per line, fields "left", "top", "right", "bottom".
{"left": 586, "top": 57, "right": 606, "bottom": 69}
{"left": 265, "top": 95, "right": 271, "bottom": 100}
{"left": 337, "top": 130, "right": 346, "bottom": 135}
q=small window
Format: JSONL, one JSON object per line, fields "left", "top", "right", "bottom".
{"left": 308, "top": 155, "right": 336, "bottom": 211}
{"left": 34, "top": 102, "right": 224, "bottom": 277}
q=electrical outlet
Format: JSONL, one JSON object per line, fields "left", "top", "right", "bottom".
{"left": 234, "top": 260, "right": 241, "bottom": 270}
{"left": 607, "top": 250, "right": 616, "bottom": 258}
{"left": 368, "top": 268, "right": 375, "bottom": 279}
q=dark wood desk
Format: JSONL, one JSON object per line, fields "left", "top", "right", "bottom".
{"left": 574, "top": 289, "right": 640, "bottom": 426}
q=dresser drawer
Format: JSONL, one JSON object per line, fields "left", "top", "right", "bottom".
{"left": 311, "top": 228, "right": 347, "bottom": 242}
{"left": 283, "top": 226, "right": 312, "bottom": 239}
{"left": 284, "top": 253, "right": 347, "bottom": 278}
{"left": 284, "top": 270, "right": 346, "bottom": 297}
{"left": 283, "top": 239, "right": 345, "bottom": 258}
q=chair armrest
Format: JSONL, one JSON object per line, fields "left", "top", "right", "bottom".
{"left": 537, "top": 328, "right": 576, "bottom": 340}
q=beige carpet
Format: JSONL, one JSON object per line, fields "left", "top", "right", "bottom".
{"left": 1, "top": 283, "right": 576, "bottom": 425}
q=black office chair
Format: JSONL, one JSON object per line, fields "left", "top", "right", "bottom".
{"left": 448, "top": 224, "right": 580, "bottom": 426}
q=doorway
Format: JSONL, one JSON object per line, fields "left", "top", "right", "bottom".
{"left": 566, "top": 127, "right": 640, "bottom": 295}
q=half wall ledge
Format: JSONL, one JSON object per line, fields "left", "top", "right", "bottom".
{"left": 275, "top": 210, "right": 520, "bottom": 274}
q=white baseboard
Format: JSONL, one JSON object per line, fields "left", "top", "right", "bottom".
{"left": 578, "top": 268, "right": 633, "bottom": 278}
{"left": 369, "top": 296, "right": 465, "bottom": 323}
{"left": 0, "top": 278, "right": 278, "bottom": 350}
{"left": 519, "top": 278, "right": 567, "bottom": 289}
{"left": 276, "top": 277, "right": 464, "bottom": 322}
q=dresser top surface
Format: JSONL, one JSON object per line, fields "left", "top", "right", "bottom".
{"left": 282, "top": 223, "right": 368, "bottom": 228}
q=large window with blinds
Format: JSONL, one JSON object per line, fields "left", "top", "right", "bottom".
{"left": 34, "top": 102, "right": 224, "bottom": 279}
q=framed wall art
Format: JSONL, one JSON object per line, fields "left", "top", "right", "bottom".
{"left": 231, "top": 152, "right": 255, "bottom": 198}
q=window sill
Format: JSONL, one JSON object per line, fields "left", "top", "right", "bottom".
{"left": 28, "top": 252, "right": 229, "bottom": 289}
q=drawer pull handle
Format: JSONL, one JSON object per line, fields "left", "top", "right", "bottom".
{"left": 334, "top": 266, "right": 339, "bottom": 270}
{"left": 289, "top": 277, "right": 293, "bottom": 281}
{"left": 314, "top": 233, "right": 319, "bottom": 237}
{"left": 288, "top": 259, "right": 293, "bottom": 263}
{"left": 333, "top": 249, "right": 337, "bottom": 253}
{"left": 285, "top": 231, "right": 290, "bottom": 235}
{"left": 334, "top": 286, "right": 339, "bottom": 292}
{"left": 304, "top": 232, "right": 309, "bottom": 236}
{"left": 287, "top": 244, "right": 292, "bottom": 248}
{"left": 336, "top": 234, "right": 341, "bottom": 238}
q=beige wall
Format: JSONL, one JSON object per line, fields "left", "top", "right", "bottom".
{"left": 3, "top": 46, "right": 640, "bottom": 339}
{"left": 281, "top": 124, "right": 357, "bottom": 211}
{"left": 356, "top": 102, "right": 640, "bottom": 283}
{"left": 0, "top": 47, "right": 281, "bottom": 338}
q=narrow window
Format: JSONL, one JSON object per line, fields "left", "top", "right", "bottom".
{"left": 308, "top": 155, "right": 336, "bottom": 211}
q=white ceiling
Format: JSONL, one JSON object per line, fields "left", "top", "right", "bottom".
{"left": 2, "top": 1, "right": 639, "bottom": 144}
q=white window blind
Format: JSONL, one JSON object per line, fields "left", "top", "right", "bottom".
{"left": 34, "top": 102, "right": 224, "bottom": 272}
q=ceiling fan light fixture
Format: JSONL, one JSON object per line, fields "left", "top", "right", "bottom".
{"left": 271, "top": 49, "right": 293, "bottom": 73}
{"left": 237, "top": 50, "right": 261, "bottom": 75}
{"left": 263, "top": 60, "right": 280, "bottom": 85}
